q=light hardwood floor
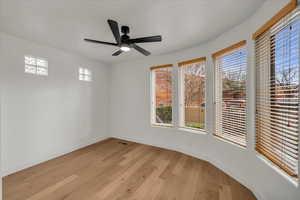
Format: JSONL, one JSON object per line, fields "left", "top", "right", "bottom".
{"left": 3, "top": 138, "right": 257, "bottom": 200}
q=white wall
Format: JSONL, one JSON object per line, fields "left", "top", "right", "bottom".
{"left": 0, "top": 32, "right": 110, "bottom": 176}
{"left": 109, "top": 0, "right": 300, "bottom": 200}
{"left": 0, "top": 80, "right": 2, "bottom": 200}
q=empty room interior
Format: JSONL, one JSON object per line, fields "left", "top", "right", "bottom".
{"left": 1, "top": 0, "right": 300, "bottom": 199}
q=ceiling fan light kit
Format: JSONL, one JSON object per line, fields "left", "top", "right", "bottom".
{"left": 120, "top": 44, "right": 131, "bottom": 52}
{"left": 84, "top": 19, "right": 162, "bottom": 56}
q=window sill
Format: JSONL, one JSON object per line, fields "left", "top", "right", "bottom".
{"left": 151, "top": 123, "right": 174, "bottom": 129}
{"left": 213, "top": 134, "right": 247, "bottom": 150}
{"left": 256, "top": 153, "right": 298, "bottom": 187}
{"left": 178, "top": 127, "right": 207, "bottom": 135}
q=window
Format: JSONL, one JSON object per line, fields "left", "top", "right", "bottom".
{"left": 24, "top": 55, "right": 48, "bottom": 76}
{"left": 213, "top": 41, "right": 247, "bottom": 147}
{"left": 150, "top": 64, "right": 173, "bottom": 126}
{"left": 178, "top": 57, "right": 206, "bottom": 131}
{"left": 79, "top": 67, "right": 92, "bottom": 82}
{"left": 255, "top": 6, "right": 299, "bottom": 178}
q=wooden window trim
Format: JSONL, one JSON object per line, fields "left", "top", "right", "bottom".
{"left": 256, "top": 148, "right": 298, "bottom": 178}
{"left": 252, "top": 0, "right": 297, "bottom": 39}
{"left": 212, "top": 40, "right": 247, "bottom": 58}
{"left": 178, "top": 57, "right": 206, "bottom": 67}
{"left": 150, "top": 64, "right": 173, "bottom": 70}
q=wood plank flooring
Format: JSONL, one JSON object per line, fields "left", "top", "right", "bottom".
{"left": 3, "top": 138, "right": 257, "bottom": 200}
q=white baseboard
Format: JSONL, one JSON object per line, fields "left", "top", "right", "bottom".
{"left": 112, "top": 135, "right": 265, "bottom": 200}
{"left": 2, "top": 135, "right": 109, "bottom": 177}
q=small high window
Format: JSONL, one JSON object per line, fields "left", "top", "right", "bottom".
{"left": 24, "top": 56, "right": 48, "bottom": 76}
{"left": 79, "top": 67, "right": 92, "bottom": 82}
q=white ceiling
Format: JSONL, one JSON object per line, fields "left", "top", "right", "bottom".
{"left": 0, "top": 0, "right": 265, "bottom": 64}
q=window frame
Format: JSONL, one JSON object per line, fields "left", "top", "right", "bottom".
{"left": 178, "top": 58, "right": 207, "bottom": 133}
{"left": 255, "top": 12, "right": 300, "bottom": 179}
{"left": 150, "top": 65, "right": 174, "bottom": 127}
{"left": 213, "top": 42, "right": 248, "bottom": 147}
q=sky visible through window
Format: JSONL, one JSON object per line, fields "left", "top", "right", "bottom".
{"left": 269, "top": 19, "right": 299, "bottom": 174}
{"left": 273, "top": 20, "right": 299, "bottom": 86}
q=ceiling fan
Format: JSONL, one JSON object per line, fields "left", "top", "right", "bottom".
{"left": 84, "top": 19, "right": 162, "bottom": 56}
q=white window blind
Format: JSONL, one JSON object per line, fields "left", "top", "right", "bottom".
{"left": 179, "top": 58, "right": 206, "bottom": 130}
{"left": 151, "top": 65, "right": 173, "bottom": 126}
{"left": 214, "top": 44, "right": 247, "bottom": 147}
{"left": 255, "top": 8, "right": 299, "bottom": 178}
{"left": 24, "top": 56, "right": 48, "bottom": 76}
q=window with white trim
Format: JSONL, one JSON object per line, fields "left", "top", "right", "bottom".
{"left": 24, "top": 55, "right": 48, "bottom": 76}
{"left": 79, "top": 67, "right": 92, "bottom": 82}
{"left": 178, "top": 58, "right": 206, "bottom": 131}
{"left": 150, "top": 65, "right": 173, "bottom": 126}
{"left": 214, "top": 42, "right": 247, "bottom": 147}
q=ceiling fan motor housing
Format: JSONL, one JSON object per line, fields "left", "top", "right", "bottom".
{"left": 121, "top": 26, "right": 130, "bottom": 35}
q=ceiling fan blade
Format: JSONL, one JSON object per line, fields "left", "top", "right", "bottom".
{"left": 84, "top": 39, "right": 118, "bottom": 46}
{"left": 107, "top": 19, "right": 121, "bottom": 45}
{"left": 112, "top": 49, "right": 123, "bottom": 56}
{"left": 132, "top": 44, "right": 151, "bottom": 56}
{"left": 128, "top": 35, "right": 162, "bottom": 43}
